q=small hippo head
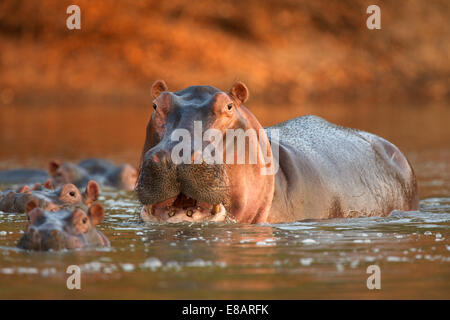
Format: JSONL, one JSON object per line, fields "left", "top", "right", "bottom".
{"left": 11, "top": 180, "right": 100, "bottom": 213}
{"left": 136, "top": 81, "right": 275, "bottom": 223}
{"left": 17, "top": 200, "right": 109, "bottom": 251}
{"left": 49, "top": 160, "right": 90, "bottom": 188}
{"left": 104, "top": 164, "right": 138, "bottom": 191}
{"left": 50, "top": 159, "right": 138, "bottom": 191}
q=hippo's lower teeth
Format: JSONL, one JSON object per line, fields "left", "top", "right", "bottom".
{"left": 186, "top": 210, "right": 193, "bottom": 217}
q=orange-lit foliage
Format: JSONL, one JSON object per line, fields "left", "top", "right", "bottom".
{"left": 0, "top": 0, "right": 448, "bottom": 106}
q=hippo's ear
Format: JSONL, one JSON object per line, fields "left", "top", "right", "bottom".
{"left": 17, "top": 185, "right": 32, "bottom": 194}
{"left": 48, "top": 160, "right": 61, "bottom": 175}
{"left": 84, "top": 180, "right": 100, "bottom": 205}
{"left": 25, "top": 199, "right": 39, "bottom": 213}
{"left": 25, "top": 200, "right": 43, "bottom": 224}
{"left": 88, "top": 204, "right": 105, "bottom": 226}
{"left": 151, "top": 80, "right": 169, "bottom": 99}
{"left": 43, "top": 179, "right": 54, "bottom": 189}
{"left": 229, "top": 81, "right": 249, "bottom": 105}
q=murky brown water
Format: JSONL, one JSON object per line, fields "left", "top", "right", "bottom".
{"left": 0, "top": 102, "right": 449, "bottom": 299}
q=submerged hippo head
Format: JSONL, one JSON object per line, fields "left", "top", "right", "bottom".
{"left": 50, "top": 159, "right": 138, "bottom": 191}
{"left": 17, "top": 200, "right": 109, "bottom": 251}
{"left": 49, "top": 160, "right": 90, "bottom": 188}
{"left": 136, "top": 80, "right": 275, "bottom": 223}
{"left": 0, "top": 180, "right": 100, "bottom": 213}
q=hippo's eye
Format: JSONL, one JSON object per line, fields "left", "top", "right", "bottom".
{"left": 153, "top": 103, "right": 157, "bottom": 110}
{"left": 82, "top": 217, "right": 88, "bottom": 224}
{"left": 227, "top": 103, "right": 233, "bottom": 111}
{"left": 69, "top": 191, "right": 76, "bottom": 197}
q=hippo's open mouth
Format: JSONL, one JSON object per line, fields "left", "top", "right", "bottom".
{"left": 140, "top": 193, "right": 229, "bottom": 223}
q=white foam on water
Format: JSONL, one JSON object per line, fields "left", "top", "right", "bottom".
{"left": 120, "top": 263, "right": 135, "bottom": 272}
{"left": 300, "top": 258, "right": 314, "bottom": 266}
{"left": 302, "top": 239, "right": 317, "bottom": 245}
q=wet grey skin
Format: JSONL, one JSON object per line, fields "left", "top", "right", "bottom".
{"left": 265, "top": 115, "right": 419, "bottom": 221}
{"left": 0, "top": 169, "right": 49, "bottom": 184}
{"left": 17, "top": 204, "right": 109, "bottom": 251}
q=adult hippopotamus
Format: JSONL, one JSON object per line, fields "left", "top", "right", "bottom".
{"left": 0, "top": 180, "right": 100, "bottom": 213}
{"left": 136, "top": 80, "right": 419, "bottom": 223}
{"left": 17, "top": 200, "right": 109, "bottom": 251}
{"left": 49, "top": 159, "right": 138, "bottom": 191}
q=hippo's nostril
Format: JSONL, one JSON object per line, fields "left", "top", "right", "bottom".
{"left": 160, "top": 152, "right": 171, "bottom": 165}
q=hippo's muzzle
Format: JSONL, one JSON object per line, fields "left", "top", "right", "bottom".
{"left": 17, "top": 226, "right": 74, "bottom": 251}
{"left": 137, "top": 151, "right": 232, "bottom": 223}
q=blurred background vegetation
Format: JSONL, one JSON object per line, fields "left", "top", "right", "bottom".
{"left": 0, "top": 0, "right": 448, "bottom": 107}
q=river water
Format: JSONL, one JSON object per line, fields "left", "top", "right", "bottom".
{"left": 0, "top": 102, "right": 448, "bottom": 299}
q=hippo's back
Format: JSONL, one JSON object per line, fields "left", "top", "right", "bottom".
{"left": 78, "top": 158, "right": 116, "bottom": 175}
{"left": 267, "top": 115, "right": 418, "bottom": 219}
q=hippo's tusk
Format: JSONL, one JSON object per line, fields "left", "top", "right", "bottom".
{"left": 168, "top": 210, "right": 176, "bottom": 217}
{"left": 140, "top": 205, "right": 159, "bottom": 222}
{"left": 211, "top": 204, "right": 221, "bottom": 215}
{"left": 186, "top": 209, "right": 193, "bottom": 217}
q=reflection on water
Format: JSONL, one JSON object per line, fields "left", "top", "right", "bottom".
{"left": 0, "top": 102, "right": 449, "bottom": 299}
{"left": 0, "top": 194, "right": 448, "bottom": 299}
